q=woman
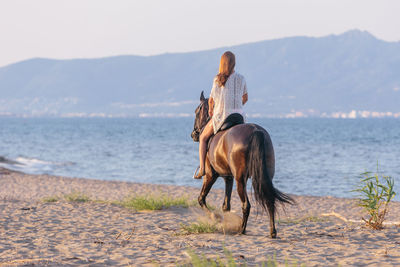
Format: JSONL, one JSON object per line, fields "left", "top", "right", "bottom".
{"left": 194, "top": 51, "right": 248, "bottom": 179}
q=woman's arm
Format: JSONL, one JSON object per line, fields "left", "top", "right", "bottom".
{"left": 242, "top": 93, "right": 248, "bottom": 105}
{"left": 208, "top": 97, "right": 214, "bottom": 117}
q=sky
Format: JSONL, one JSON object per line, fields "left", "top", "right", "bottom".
{"left": 0, "top": 0, "right": 399, "bottom": 67}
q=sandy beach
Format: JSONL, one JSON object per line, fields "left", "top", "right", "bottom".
{"left": 0, "top": 167, "right": 399, "bottom": 266}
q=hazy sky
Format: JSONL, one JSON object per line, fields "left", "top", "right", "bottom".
{"left": 0, "top": 0, "right": 399, "bottom": 67}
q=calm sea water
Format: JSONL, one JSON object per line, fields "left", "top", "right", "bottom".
{"left": 0, "top": 117, "right": 399, "bottom": 200}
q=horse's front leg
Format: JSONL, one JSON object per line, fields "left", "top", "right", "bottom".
{"left": 198, "top": 159, "right": 218, "bottom": 212}
{"left": 222, "top": 177, "right": 233, "bottom": 212}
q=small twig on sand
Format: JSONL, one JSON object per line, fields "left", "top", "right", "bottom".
{"left": 126, "top": 228, "right": 135, "bottom": 240}
{"left": 115, "top": 232, "right": 122, "bottom": 240}
{"left": 321, "top": 212, "right": 360, "bottom": 223}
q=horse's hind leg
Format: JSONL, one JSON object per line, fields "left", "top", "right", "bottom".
{"left": 222, "top": 177, "right": 233, "bottom": 212}
{"left": 236, "top": 177, "right": 251, "bottom": 234}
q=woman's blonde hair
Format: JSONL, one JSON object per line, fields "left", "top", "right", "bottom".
{"left": 216, "top": 51, "right": 235, "bottom": 87}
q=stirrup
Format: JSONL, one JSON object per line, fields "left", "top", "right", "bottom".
{"left": 193, "top": 166, "right": 204, "bottom": 179}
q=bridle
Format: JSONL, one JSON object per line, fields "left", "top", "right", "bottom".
{"left": 195, "top": 100, "right": 210, "bottom": 137}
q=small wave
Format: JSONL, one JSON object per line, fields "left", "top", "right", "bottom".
{"left": 0, "top": 156, "right": 75, "bottom": 175}
{"left": 15, "top": 157, "right": 53, "bottom": 166}
{"left": 16, "top": 156, "right": 75, "bottom": 166}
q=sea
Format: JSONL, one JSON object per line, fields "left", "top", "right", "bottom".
{"left": 0, "top": 117, "right": 399, "bottom": 200}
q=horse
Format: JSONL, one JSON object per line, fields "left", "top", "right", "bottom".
{"left": 191, "top": 91, "right": 294, "bottom": 238}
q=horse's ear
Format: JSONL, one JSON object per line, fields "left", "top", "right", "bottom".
{"left": 200, "top": 91, "right": 205, "bottom": 102}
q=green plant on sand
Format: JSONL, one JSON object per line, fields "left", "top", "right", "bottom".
{"left": 182, "top": 248, "right": 306, "bottom": 267}
{"left": 179, "top": 221, "right": 219, "bottom": 235}
{"left": 182, "top": 248, "right": 238, "bottom": 267}
{"left": 353, "top": 164, "right": 396, "bottom": 229}
{"left": 41, "top": 196, "right": 59, "bottom": 203}
{"left": 63, "top": 191, "right": 91, "bottom": 202}
{"left": 118, "top": 194, "right": 192, "bottom": 211}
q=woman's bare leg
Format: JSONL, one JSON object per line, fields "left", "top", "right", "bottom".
{"left": 194, "top": 120, "right": 214, "bottom": 179}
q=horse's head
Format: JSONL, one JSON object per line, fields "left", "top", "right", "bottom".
{"left": 191, "top": 91, "right": 210, "bottom": 142}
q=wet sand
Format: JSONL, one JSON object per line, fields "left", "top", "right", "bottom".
{"left": 0, "top": 167, "right": 399, "bottom": 266}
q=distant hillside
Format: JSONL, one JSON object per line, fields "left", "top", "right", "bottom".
{"left": 0, "top": 29, "right": 399, "bottom": 118}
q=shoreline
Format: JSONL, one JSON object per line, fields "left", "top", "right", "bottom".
{"left": 1, "top": 167, "right": 400, "bottom": 266}
{"left": 1, "top": 166, "right": 395, "bottom": 203}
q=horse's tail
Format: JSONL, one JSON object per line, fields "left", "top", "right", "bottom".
{"left": 247, "top": 131, "right": 294, "bottom": 215}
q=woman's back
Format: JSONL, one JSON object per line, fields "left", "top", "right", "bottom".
{"left": 211, "top": 72, "right": 247, "bottom": 133}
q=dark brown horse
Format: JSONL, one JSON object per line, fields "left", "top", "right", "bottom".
{"left": 191, "top": 91, "right": 294, "bottom": 238}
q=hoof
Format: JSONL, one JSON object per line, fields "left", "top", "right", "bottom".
{"left": 270, "top": 230, "right": 277, "bottom": 239}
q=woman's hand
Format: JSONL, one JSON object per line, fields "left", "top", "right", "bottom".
{"left": 242, "top": 93, "right": 248, "bottom": 105}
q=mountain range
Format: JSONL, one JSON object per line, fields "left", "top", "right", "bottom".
{"left": 1, "top": 29, "right": 399, "bottom": 118}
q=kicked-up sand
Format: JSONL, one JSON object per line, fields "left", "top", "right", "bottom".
{"left": 0, "top": 167, "right": 399, "bottom": 266}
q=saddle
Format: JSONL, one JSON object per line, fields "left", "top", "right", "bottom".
{"left": 218, "top": 113, "right": 244, "bottom": 133}
{"left": 207, "top": 113, "right": 244, "bottom": 150}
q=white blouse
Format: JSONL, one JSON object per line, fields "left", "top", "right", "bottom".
{"left": 210, "top": 72, "right": 247, "bottom": 134}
